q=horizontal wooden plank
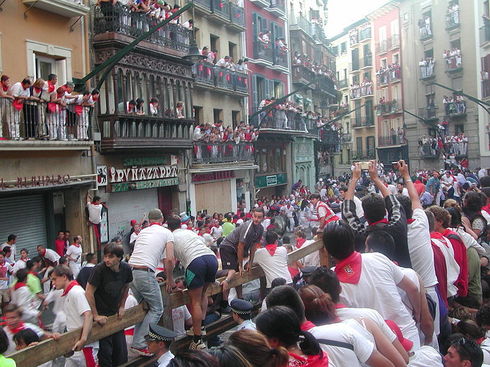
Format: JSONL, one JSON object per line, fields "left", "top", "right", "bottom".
{"left": 11, "top": 240, "right": 323, "bottom": 365}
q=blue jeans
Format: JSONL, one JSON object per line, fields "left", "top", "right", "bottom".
{"left": 130, "top": 269, "right": 164, "bottom": 349}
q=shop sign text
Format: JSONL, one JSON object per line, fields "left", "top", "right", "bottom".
{"left": 109, "top": 165, "right": 177, "bottom": 183}
{"left": 0, "top": 175, "right": 71, "bottom": 190}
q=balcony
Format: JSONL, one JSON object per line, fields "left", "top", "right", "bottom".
{"left": 317, "top": 76, "right": 336, "bottom": 97}
{"left": 359, "top": 27, "right": 372, "bottom": 42}
{"left": 92, "top": 5, "right": 191, "bottom": 55}
{"left": 419, "top": 19, "right": 433, "bottom": 41}
{"left": 0, "top": 97, "right": 93, "bottom": 150}
{"left": 269, "top": 0, "right": 286, "bottom": 17}
{"left": 481, "top": 21, "right": 490, "bottom": 47}
{"left": 22, "top": 0, "right": 89, "bottom": 17}
{"left": 376, "top": 100, "right": 401, "bottom": 116}
{"left": 290, "top": 15, "right": 325, "bottom": 42}
{"left": 210, "top": 0, "right": 230, "bottom": 22}
{"left": 100, "top": 114, "right": 193, "bottom": 151}
{"left": 418, "top": 106, "right": 438, "bottom": 121}
{"left": 350, "top": 82, "right": 373, "bottom": 99}
{"left": 377, "top": 64, "right": 401, "bottom": 85}
{"left": 353, "top": 149, "right": 375, "bottom": 160}
{"left": 361, "top": 54, "right": 373, "bottom": 69}
{"left": 419, "top": 61, "right": 435, "bottom": 80}
{"left": 291, "top": 64, "right": 316, "bottom": 86}
{"left": 273, "top": 47, "right": 289, "bottom": 70}
{"left": 193, "top": 142, "right": 254, "bottom": 164}
{"left": 390, "top": 34, "right": 400, "bottom": 50}
{"left": 419, "top": 145, "right": 440, "bottom": 159}
{"left": 444, "top": 52, "right": 463, "bottom": 73}
{"left": 253, "top": 39, "right": 274, "bottom": 65}
{"left": 351, "top": 116, "right": 374, "bottom": 128}
{"left": 250, "top": 0, "right": 272, "bottom": 10}
{"left": 445, "top": 100, "right": 466, "bottom": 119}
{"left": 483, "top": 79, "right": 490, "bottom": 99}
{"left": 445, "top": 9, "right": 460, "bottom": 30}
{"left": 192, "top": 0, "right": 212, "bottom": 13}
{"left": 193, "top": 63, "right": 248, "bottom": 95}
{"left": 253, "top": 107, "right": 311, "bottom": 133}
{"left": 378, "top": 134, "right": 406, "bottom": 147}
{"left": 376, "top": 40, "right": 388, "bottom": 54}
{"left": 338, "top": 79, "right": 348, "bottom": 89}
{"left": 228, "top": 3, "right": 245, "bottom": 30}
{"left": 341, "top": 133, "right": 352, "bottom": 143}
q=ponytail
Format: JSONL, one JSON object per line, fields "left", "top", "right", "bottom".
{"left": 299, "top": 330, "right": 322, "bottom": 357}
{"left": 269, "top": 346, "right": 289, "bottom": 367}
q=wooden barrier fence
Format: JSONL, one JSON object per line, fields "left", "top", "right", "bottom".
{"left": 10, "top": 239, "right": 325, "bottom": 366}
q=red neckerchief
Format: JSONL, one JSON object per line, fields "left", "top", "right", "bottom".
{"left": 334, "top": 251, "right": 362, "bottom": 284}
{"left": 288, "top": 351, "right": 328, "bottom": 366}
{"left": 1, "top": 84, "right": 8, "bottom": 92}
{"left": 14, "top": 282, "right": 27, "bottom": 290}
{"left": 71, "top": 243, "right": 81, "bottom": 248}
{"left": 335, "top": 303, "right": 348, "bottom": 309}
{"left": 6, "top": 320, "right": 25, "bottom": 335}
{"left": 92, "top": 95, "right": 99, "bottom": 102}
{"left": 48, "top": 81, "right": 56, "bottom": 93}
{"left": 296, "top": 238, "right": 306, "bottom": 249}
{"left": 431, "top": 232, "right": 450, "bottom": 247}
{"left": 483, "top": 204, "right": 490, "bottom": 215}
{"left": 265, "top": 244, "right": 277, "bottom": 256}
{"left": 369, "top": 218, "right": 389, "bottom": 226}
{"left": 301, "top": 320, "right": 316, "bottom": 331}
{"left": 407, "top": 218, "right": 415, "bottom": 224}
{"left": 149, "top": 222, "right": 161, "bottom": 227}
{"left": 442, "top": 228, "right": 458, "bottom": 238}
{"left": 61, "top": 280, "right": 80, "bottom": 297}
{"left": 34, "top": 87, "right": 42, "bottom": 94}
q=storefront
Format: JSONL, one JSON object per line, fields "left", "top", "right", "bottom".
{"left": 293, "top": 137, "right": 316, "bottom": 191}
{"left": 96, "top": 154, "right": 185, "bottom": 242}
{"left": 0, "top": 148, "right": 95, "bottom": 257}
{"left": 189, "top": 169, "right": 254, "bottom": 216}
{"left": 254, "top": 173, "right": 288, "bottom": 198}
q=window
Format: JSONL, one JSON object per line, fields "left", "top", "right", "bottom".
{"left": 352, "top": 75, "right": 360, "bottom": 84}
{"left": 390, "top": 20, "right": 399, "bottom": 39}
{"left": 393, "top": 54, "right": 399, "bottom": 64}
{"left": 228, "top": 42, "right": 237, "bottom": 60}
{"left": 273, "top": 81, "right": 283, "bottom": 98}
{"left": 213, "top": 108, "right": 223, "bottom": 123}
{"left": 455, "top": 124, "right": 464, "bottom": 134}
{"left": 26, "top": 40, "right": 71, "bottom": 84}
{"left": 340, "top": 42, "right": 347, "bottom": 54}
{"left": 363, "top": 71, "right": 371, "bottom": 81}
{"left": 194, "top": 106, "right": 203, "bottom": 123}
{"left": 365, "top": 99, "right": 374, "bottom": 123}
{"left": 450, "top": 39, "right": 461, "bottom": 49}
{"left": 424, "top": 49, "right": 433, "bottom": 59}
{"left": 363, "top": 44, "right": 371, "bottom": 57}
{"left": 379, "top": 26, "right": 387, "bottom": 42}
{"left": 451, "top": 77, "right": 462, "bottom": 91}
{"left": 210, "top": 35, "right": 219, "bottom": 54}
{"left": 232, "top": 110, "right": 241, "bottom": 126}
{"left": 343, "top": 68, "right": 348, "bottom": 80}
{"left": 356, "top": 137, "right": 363, "bottom": 155}
{"left": 351, "top": 48, "right": 359, "bottom": 70}
{"left": 35, "top": 55, "right": 56, "bottom": 81}
{"left": 381, "top": 58, "right": 387, "bottom": 68}
{"left": 332, "top": 46, "right": 338, "bottom": 56}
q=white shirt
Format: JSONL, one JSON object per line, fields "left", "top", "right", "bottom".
{"left": 87, "top": 202, "right": 102, "bottom": 224}
{"left": 4, "top": 322, "right": 43, "bottom": 356}
{"left": 431, "top": 236, "right": 460, "bottom": 297}
{"left": 12, "top": 258, "right": 27, "bottom": 275}
{"left": 453, "top": 227, "right": 486, "bottom": 255}
{"left": 297, "top": 240, "right": 320, "bottom": 268}
{"left": 172, "top": 305, "right": 191, "bottom": 337}
{"left": 236, "top": 319, "right": 256, "bottom": 331}
{"left": 336, "top": 306, "right": 396, "bottom": 342}
{"left": 254, "top": 246, "right": 292, "bottom": 288}
{"left": 1, "top": 243, "right": 16, "bottom": 262}
{"left": 44, "top": 248, "right": 61, "bottom": 264}
{"left": 63, "top": 284, "right": 91, "bottom": 331}
{"left": 66, "top": 245, "right": 82, "bottom": 265}
{"left": 158, "top": 351, "right": 175, "bottom": 367}
{"left": 172, "top": 229, "right": 215, "bottom": 270}
{"left": 337, "top": 252, "right": 420, "bottom": 348}
{"left": 9, "top": 82, "right": 30, "bottom": 98}
{"left": 309, "top": 322, "right": 374, "bottom": 367}
{"left": 129, "top": 224, "right": 174, "bottom": 272}
{"left": 407, "top": 208, "right": 438, "bottom": 288}
{"left": 408, "top": 346, "right": 444, "bottom": 367}
{"left": 130, "top": 232, "right": 139, "bottom": 244}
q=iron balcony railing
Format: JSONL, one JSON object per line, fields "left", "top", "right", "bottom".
{"left": 378, "top": 135, "right": 405, "bottom": 147}
{"left": 0, "top": 96, "right": 93, "bottom": 141}
{"left": 193, "top": 63, "right": 248, "bottom": 93}
{"left": 376, "top": 100, "right": 401, "bottom": 115}
{"left": 193, "top": 141, "right": 255, "bottom": 164}
{"left": 92, "top": 4, "right": 192, "bottom": 53}
{"left": 445, "top": 53, "right": 463, "bottom": 72}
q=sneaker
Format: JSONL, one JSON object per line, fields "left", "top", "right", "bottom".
{"left": 186, "top": 327, "right": 207, "bottom": 336}
{"left": 130, "top": 347, "right": 153, "bottom": 357}
{"left": 189, "top": 340, "right": 207, "bottom": 350}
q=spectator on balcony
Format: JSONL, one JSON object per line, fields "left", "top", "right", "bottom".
{"left": 73, "top": 91, "right": 93, "bottom": 141}
{"left": 149, "top": 97, "right": 160, "bottom": 116}
{"left": 0, "top": 75, "right": 14, "bottom": 140}
{"left": 135, "top": 98, "right": 145, "bottom": 115}
{"left": 182, "top": 18, "right": 193, "bottom": 30}
{"left": 257, "top": 30, "right": 271, "bottom": 48}
{"left": 216, "top": 56, "right": 231, "bottom": 68}
{"left": 24, "top": 78, "right": 47, "bottom": 139}
{"left": 276, "top": 38, "right": 288, "bottom": 55}
{"left": 8, "top": 78, "right": 32, "bottom": 140}
{"left": 176, "top": 101, "right": 185, "bottom": 119}
{"left": 97, "top": 0, "right": 118, "bottom": 32}
{"left": 235, "top": 58, "right": 249, "bottom": 74}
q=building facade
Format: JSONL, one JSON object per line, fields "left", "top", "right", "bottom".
{"left": 0, "top": 0, "right": 95, "bottom": 255}
{"left": 368, "top": 2, "right": 408, "bottom": 166}
{"left": 400, "top": 0, "right": 479, "bottom": 170}
{"left": 478, "top": 0, "right": 490, "bottom": 168}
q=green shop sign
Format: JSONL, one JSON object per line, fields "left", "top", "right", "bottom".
{"left": 111, "top": 177, "right": 179, "bottom": 192}
{"left": 255, "top": 173, "right": 287, "bottom": 188}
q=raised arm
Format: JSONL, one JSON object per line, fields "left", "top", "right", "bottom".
{"left": 368, "top": 160, "right": 390, "bottom": 198}
{"left": 397, "top": 160, "right": 422, "bottom": 210}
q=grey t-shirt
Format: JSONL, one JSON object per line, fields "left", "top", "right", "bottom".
{"left": 220, "top": 220, "right": 264, "bottom": 255}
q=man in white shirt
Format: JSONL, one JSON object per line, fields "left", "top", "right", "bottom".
{"left": 51, "top": 265, "right": 96, "bottom": 367}
{"left": 166, "top": 215, "right": 217, "bottom": 350}
{"left": 128, "top": 209, "right": 175, "bottom": 356}
{"left": 215, "top": 56, "right": 230, "bottom": 68}
{"left": 1, "top": 234, "right": 16, "bottom": 263}
{"left": 144, "top": 324, "right": 176, "bottom": 367}
{"left": 86, "top": 193, "right": 103, "bottom": 251}
{"left": 323, "top": 221, "right": 422, "bottom": 349}
{"left": 280, "top": 202, "right": 295, "bottom": 232}
{"left": 8, "top": 78, "right": 32, "bottom": 139}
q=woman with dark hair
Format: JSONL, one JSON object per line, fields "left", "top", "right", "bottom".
{"left": 462, "top": 191, "right": 488, "bottom": 240}
{"left": 167, "top": 350, "right": 219, "bottom": 367}
{"left": 298, "top": 285, "right": 408, "bottom": 367}
{"left": 0, "top": 328, "right": 15, "bottom": 366}
{"left": 208, "top": 345, "right": 253, "bottom": 367}
{"left": 256, "top": 306, "right": 328, "bottom": 367}
{"left": 12, "top": 328, "right": 40, "bottom": 351}
{"left": 227, "top": 329, "right": 289, "bottom": 367}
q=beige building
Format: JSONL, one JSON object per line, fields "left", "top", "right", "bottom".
{"left": 478, "top": 0, "right": 490, "bottom": 168}
{"left": 0, "top": 0, "right": 95, "bottom": 256}
{"left": 399, "top": 0, "right": 480, "bottom": 170}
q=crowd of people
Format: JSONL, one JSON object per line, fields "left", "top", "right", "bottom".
{"left": 419, "top": 57, "right": 435, "bottom": 78}
{"left": 349, "top": 79, "right": 374, "bottom": 99}
{"left": 291, "top": 53, "right": 337, "bottom": 84}
{"left": 446, "top": 1, "right": 460, "bottom": 27}
{"left": 444, "top": 49, "right": 463, "bottom": 70}
{"left": 443, "top": 95, "right": 466, "bottom": 116}
{"left": 419, "top": 134, "right": 469, "bottom": 158}
{"left": 192, "top": 121, "right": 258, "bottom": 161}
{"left": 376, "top": 63, "right": 401, "bottom": 85}
{"left": 6, "top": 162, "right": 490, "bottom": 367}
{"left": 0, "top": 74, "right": 98, "bottom": 141}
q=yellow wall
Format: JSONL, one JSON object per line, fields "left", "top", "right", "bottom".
{"left": 0, "top": 0, "right": 88, "bottom": 82}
